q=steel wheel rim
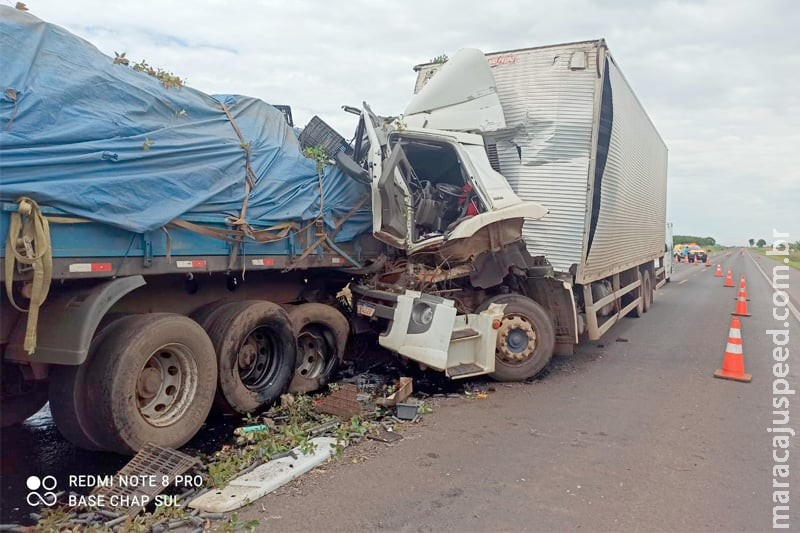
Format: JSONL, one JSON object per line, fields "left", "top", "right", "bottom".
{"left": 136, "top": 343, "right": 197, "bottom": 427}
{"left": 295, "top": 326, "right": 335, "bottom": 379}
{"left": 496, "top": 314, "right": 537, "bottom": 365}
{"left": 237, "top": 326, "right": 279, "bottom": 390}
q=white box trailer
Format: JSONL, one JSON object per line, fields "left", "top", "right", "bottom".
{"left": 412, "top": 40, "right": 668, "bottom": 285}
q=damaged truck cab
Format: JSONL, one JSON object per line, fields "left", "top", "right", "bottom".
{"left": 349, "top": 41, "right": 668, "bottom": 382}
{"left": 346, "top": 101, "right": 560, "bottom": 381}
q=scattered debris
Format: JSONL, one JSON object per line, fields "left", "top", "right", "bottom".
{"left": 189, "top": 437, "right": 338, "bottom": 513}
{"left": 616, "top": 337, "right": 629, "bottom": 343}
{"left": 23, "top": 355, "right": 464, "bottom": 531}
{"left": 375, "top": 376, "right": 413, "bottom": 407}
{"left": 315, "top": 383, "right": 365, "bottom": 418}
{"left": 396, "top": 401, "right": 420, "bottom": 421}
{"left": 367, "top": 429, "right": 403, "bottom": 444}
{"left": 91, "top": 443, "right": 201, "bottom": 519}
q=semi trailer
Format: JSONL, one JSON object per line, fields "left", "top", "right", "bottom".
{"left": 0, "top": 7, "right": 668, "bottom": 455}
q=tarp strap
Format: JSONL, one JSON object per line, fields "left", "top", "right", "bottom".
{"left": 219, "top": 103, "right": 256, "bottom": 234}
{"left": 168, "top": 218, "right": 298, "bottom": 244}
{"left": 4, "top": 197, "right": 53, "bottom": 354}
{"left": 284, "top": 194, "right": 369, "bottom": 271}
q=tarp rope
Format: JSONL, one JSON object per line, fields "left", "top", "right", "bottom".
{"left": 4, "top": 197, "right": 52, "bottom": 354}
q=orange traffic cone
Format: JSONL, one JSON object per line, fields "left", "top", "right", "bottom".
{"left": 684, "top": 255, "right": 689, "bottom": 264}
{"left": 714, "top": 317, "right": 751, "bottom": 382}
{"left": 705, "top": 257, "right": 711, "bottom": 266}
{"left": 715, "top": 264, "right": 723, "bottom": 277}
{"left": 736, "top": 276, "right": 750, "bottom": 300}
{"left": 732, "top": 286, "right": 751, "bottom": 317}
{"left": 723, "top": 269, "right": 734, "bottom": 287}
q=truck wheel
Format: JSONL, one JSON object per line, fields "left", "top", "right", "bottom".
{"left": 287, "top": 303, "right": 349, "bottom": 393}
{"left": 207, "top": 301, "right": 295, "bottom": 414}
{"left": 49, "top": 316, "right": 132, "bottom": 450}
{"left": 477, "top": 294, "right": 555, "bottom": 382}
{"left": 642, "top": 270, "right": 653, "bottom": 313}
{"left": 0, "top": 364, "right": 47, "bottom": 427}
{"left": 85, "top": 314, "right": 217, "bottom": 454}
{"left": 189, "top": 300, "right": 230, "bottom": 330}
{"left": 625, "top": 270, "right": 645, "bottom": 318}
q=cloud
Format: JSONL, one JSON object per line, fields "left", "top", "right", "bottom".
{"left": 16, "top": 0, "right": 800, "bottom": 244}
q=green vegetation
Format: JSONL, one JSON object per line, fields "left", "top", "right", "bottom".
{"left": 302, "top": 145, "right": 330, "bottom": 172}
{"left": 756, "top": 247, "right": 800, "bottom": 271}
{"left": 225, "top": 512, "right": 261, "bottom": 532}
{"left": 429, "top": 54, "right": 449, "bottom": 64}
{"left": 113, "top": 52, "right": 185, "bottom": 89}
{"left": 206, "top": 394, "right": 372, "bottom": 489}
{"left": 673, "top": 235, "right": 716, "bottom": 247}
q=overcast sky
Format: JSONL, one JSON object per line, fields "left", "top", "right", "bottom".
{"left": 12, "top": 0, "right": 799, "bottom": 245}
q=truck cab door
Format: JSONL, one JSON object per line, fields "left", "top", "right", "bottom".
{"left": 362, "top": 104, "right": 413, "bottom": 249}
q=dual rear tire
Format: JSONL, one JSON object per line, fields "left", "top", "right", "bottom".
{"left": 50, "top": 300, "right": 347, "bottom": 454}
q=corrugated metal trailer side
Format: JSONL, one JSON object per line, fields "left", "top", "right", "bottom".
{"left": 579, "top": 49, "right": 667, "bottom": 284}
{"left": 413, "top": 41, "right": 667, "bottom": 285}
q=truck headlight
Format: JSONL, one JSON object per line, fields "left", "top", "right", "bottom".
{"left": 411, "top": 302, "right": 434, "bottom": 326}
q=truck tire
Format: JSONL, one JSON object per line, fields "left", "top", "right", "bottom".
{"left": 189, "top": 300, "right": 230, "bottom": 330}
{"left": 477, "top": 294, "right": 555, "bottom": 382}
{"left": 206, "top": 301, "right": 295, "bottom": 414}
{"left": 0, "top": 364, "right": 47, "bottom": 427}
{"left": 287, "top": 303, "right": 349, "bottom": 393}
{"left": 625, "top": 270, "right": 645, "bottom": 318}
{"left": 85, "top": 314, "right": 217, "bottom": 454}
{"left": 49, "top": 316, "right": 132, "bottom": 450}
{"left": 641, "top": 270, "right": 653, "bottom": 313}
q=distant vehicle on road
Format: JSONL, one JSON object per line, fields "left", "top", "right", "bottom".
{"left": 687, "top": 244, "right": 707, "bottom": 263}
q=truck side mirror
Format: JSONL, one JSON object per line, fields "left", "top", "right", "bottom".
{"left": 335, "top": 151, "right": 370, "bottom": 185}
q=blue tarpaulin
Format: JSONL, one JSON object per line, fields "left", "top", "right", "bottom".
{"left": 0, "top": 7, "right": 371, "bottom": 242}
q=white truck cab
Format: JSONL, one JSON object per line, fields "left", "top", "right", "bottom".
{"left": 360, "top": 107, "right": 547, "bottom": 255}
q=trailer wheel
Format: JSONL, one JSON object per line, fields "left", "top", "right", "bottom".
{"left": 207, "top": 301, "right": 295, "bottom": 414}
{"left": 477, "top": 294, "right": 555, "bottom": 382}
{"left": 49, "top": 316, "right": 132, "bottom": 450}
{"left": 85, "top": 314, "right": 217, "bottom": 454}
{"left": 287, "top": 303, "right": 349, "bottom": 393}
{"left": 190, "top": 300, "right": 230, "bottom": 330}
{"left": 0, "top": 364, "right": 47, "bottom": 427}
{"left": 641, "top": 270, "right": 653, "bottom": 313}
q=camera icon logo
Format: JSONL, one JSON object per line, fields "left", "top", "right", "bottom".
{"left": 26, "top": 475, "right": 58, "bottom": 507}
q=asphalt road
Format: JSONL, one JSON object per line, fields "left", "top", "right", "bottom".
{"left": 239, "top": 250, "right": 799, "bottom": 532}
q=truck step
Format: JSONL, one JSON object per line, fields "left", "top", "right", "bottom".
{"left": 447, "top": 363, "right": 485, "bottom": 378}
{"left": 450, "top": 328, "right": 480, "bottom": 341}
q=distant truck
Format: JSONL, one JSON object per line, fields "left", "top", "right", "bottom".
{"left": 1, "top": 11, "right": 668, "bottom": 455}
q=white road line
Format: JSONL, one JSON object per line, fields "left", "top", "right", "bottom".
{"left": 747, "top": 252, "right": 800, "bottom": 325}
{"left": 679, "top": 279, "right": 688, "bottom": 285}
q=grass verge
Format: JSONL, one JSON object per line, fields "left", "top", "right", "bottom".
{"left": 755, "top": 247, "right": 800, "bottom": 270}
